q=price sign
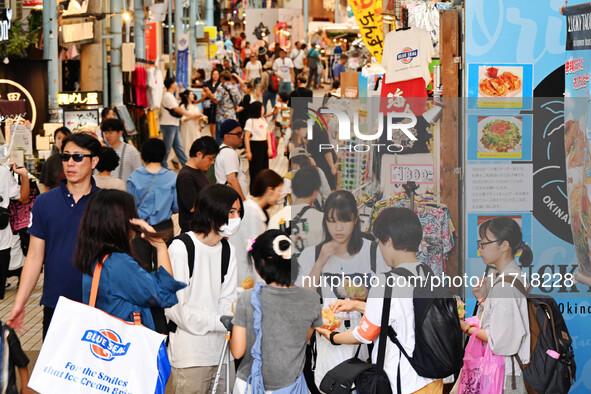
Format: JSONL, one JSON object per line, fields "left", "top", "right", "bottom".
{"left": 390, "top": 164, "right": 434, "bottom": 184}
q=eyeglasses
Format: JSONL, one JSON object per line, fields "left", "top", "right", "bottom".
{"left": 227, "top": 131, "right": 244, "bottom": 137}
{"left": 61, "top": 153, "right": 93, "bottom": 162}
{"left": 477, "top": 239, "right": 499, "bottom": 250}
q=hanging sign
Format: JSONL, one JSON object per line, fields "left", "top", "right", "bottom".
{"left": 0, "top": 9, "right": 11, "bottom": 43}
{"left": 22, "top": 0, "right": 43, "bottom": 8}
{"left": 348, "top": 0, "right": 383, "bottom": 63}
{"left": 564, "top": 5, "right": 591, "bottom": 287}
{"left": 57, "top": 91, "right": 102, "bottom": 107}
{"left": 176, "top": 33, "right": 190, "bottom": 90}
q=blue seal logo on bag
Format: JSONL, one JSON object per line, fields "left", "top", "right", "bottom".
{"left": 81, "top": 329, "right": 131, "bottom": 361}
{"left": 397, "top": 48, "right": 418, "bottom": 64}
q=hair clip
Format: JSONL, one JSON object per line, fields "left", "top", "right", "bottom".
{"left": 272, "top": 235, "right": 292, "bottom": 260}
{"left": 247, "top": 238, "right": 256, "bottom": 252}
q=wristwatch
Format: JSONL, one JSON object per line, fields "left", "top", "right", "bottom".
{"left": 329, "top": 331, "right": 341, "bottom": 346}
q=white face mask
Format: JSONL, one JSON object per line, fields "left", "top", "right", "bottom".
{"left": 219, "top": 217, "right": 241, "bottom": 237}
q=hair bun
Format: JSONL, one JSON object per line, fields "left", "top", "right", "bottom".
{"left": 272, "top": 235, "right": 292, "bottom": 260}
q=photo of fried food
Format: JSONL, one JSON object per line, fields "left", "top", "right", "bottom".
{"left": 478, "top": 67, "right": 522, "bottom": 97}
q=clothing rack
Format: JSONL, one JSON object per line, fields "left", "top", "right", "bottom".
{"left": 402, "top": 181, "right": 420, "bottom": 210}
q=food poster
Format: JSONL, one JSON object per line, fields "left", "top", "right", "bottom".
{"left": 565, "top": 5, "right": 591, "bottom": 288}
{"left": 466, "top": 63, "right": 533, "bottom": 110}
{"left": 466, "top": 114, "right": 533, "bottom": 160}
{"left": 466, "top": 2, "right": 590, "bottom": 388}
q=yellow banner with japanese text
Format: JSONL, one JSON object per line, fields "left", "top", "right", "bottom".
{"left": 349, "top": 0, "right": 383, "bottom": 63}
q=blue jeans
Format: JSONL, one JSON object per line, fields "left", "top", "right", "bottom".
{"left": 161, "top": 125, "right": 188, "bottom": 168}
{"left": 215, "top": 122, "right": 223, "bottom": 145}
{"left": 263, "top": 90, "right": 277, "bottom": 113}
{"left": 278, "top": 82, "right": 293, "bottom": 94}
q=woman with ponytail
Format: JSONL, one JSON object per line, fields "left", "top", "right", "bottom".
{"left": 461, "top": 216, "right": 532, "bottom": 393}
{"left": 231, "top": 230, "right": 322, "bottom": 393}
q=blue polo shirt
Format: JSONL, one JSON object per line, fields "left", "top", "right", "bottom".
{"left": 28, "top": 179, "right": 100, "bottom": 308}
{"left": 333, "top": 62, "right": 346, "bottom": 79}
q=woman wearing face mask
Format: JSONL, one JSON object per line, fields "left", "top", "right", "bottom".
{"left": 165, "top": 184, "right": 243, "bottom": 393}
{"left": 295, "top": 190, "right": 389, "bottom": 391}
{"left": 230, "top": 169, "right": 284, "bottom": 285}
{"left": 460, "top": 216, "right": 532, "bottom": 393}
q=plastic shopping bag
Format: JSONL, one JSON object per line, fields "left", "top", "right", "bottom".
{"left": 458, "top": 333, "right": 505, "bottom": 394}
{"left": 29, "top": 297, "right": 169, "bottom": 394}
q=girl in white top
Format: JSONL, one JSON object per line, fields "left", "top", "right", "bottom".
{"left": 462, "top": 216, "right": 532, "bottom": 393}
{"left": 179, "top": 90, "right": 206, "bottom": 156}
{"left": 295, "top": 190, "right": 389, "bottom": 389}
{"left": 245, "top": 53, "right": 263, "bottom": 82}
{"left": 229, "top": 170, "right": 283, "bottom": 285}
{"left": 244, "top": 101, "right": 274, "bottom": 183}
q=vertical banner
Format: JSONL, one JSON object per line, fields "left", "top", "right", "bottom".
{"left": 144, "top": 23, "right": 158, "bottom": 62}
{"left": 348, "top": 0, "right": 383, "bottom": 63}
{"left": 565, "top": 8, "right": 591, "bottom": 287}
{"left": 466, "top": 2, "right": 590, "bottom": 391}
{"left": 176, "top": 33, "right": 190, "bottom": 90}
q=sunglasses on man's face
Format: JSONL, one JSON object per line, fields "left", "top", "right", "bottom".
{"left": 61, "top": 153, "right": 93, "bottom": 162}
{"left": 227, "top": 131, "right": 244, "bottom": 137}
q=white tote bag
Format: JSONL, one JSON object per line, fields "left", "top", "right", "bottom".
{"left": 29, "top": 256, "right": 170, "bottom": 394}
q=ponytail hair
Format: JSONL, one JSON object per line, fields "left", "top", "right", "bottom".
{"left": 478, "top": 216, "right": 533, "bottom": 266}
{"left": 249, "top": 230, "right": 294, "bottom": 286}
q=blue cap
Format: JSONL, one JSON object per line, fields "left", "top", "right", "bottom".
{"left": 220, "top": 119, "right": 242, "bottom": 139}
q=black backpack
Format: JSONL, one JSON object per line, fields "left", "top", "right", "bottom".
{"left": 319, "top": 272, "right": 394, "bottom": 394}
{"left": 386, "top": 264, "right": 464, "bottom": 392}
{"left": 166, "top": 234, "right": 231, "bottom": 336}
{"left": 205, "top": 145, "right": 231, "bottom": 185}
{"left": 497, "top": 278, "right": 576, "bottom": 394}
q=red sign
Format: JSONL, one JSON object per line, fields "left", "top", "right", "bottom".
{"left": 145, "top": 23, "right": 158, "bottom": 62}
{"left": 23, "top": 0, "right": 43, "bottom": 7}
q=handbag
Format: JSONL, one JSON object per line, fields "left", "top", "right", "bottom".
{"left": 458, "top": 332, "right": 505, "bottom": 394}
{"left": 319, "top": 273, "right": 394, "bottom": 394}
{"left": 165, "top": 106, "right": 183, "bottom": 118}
{"left": 29, "top": 255, "right": 171, "bottom": 394}
{"left": 0, "top": 206, "right": 10, "bottom": 230}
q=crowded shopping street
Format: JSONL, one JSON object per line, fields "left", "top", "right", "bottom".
{"left": 0, "top": 0, "right": 589, "bottom": 393}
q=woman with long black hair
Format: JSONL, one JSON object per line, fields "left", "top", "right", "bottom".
{"left": 296, "top": 190, "right": 388, "bottom": 390}
{"left": 74, "top": 189, "right": 185, "bottom": 331}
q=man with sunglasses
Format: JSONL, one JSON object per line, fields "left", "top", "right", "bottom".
{"left": 8, "top": 133, "right": 101, "bottom": 338}
{"left": 214, "top": 119, "right": 247, "bottom": 201}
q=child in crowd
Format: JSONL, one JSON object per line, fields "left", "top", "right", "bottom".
{"left": 316, "top": 207, "right": 444, "bottom": 393}
{"left": 461, "top": 216, "right": 532, "bottom": 393}
{"left": 244, "top": 101, "right": 274, "bottom": 182}
{"left": 231, "top": 230, "right": 322, "bottom": 393}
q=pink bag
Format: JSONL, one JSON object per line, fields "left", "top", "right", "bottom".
{"left": 458, "top": 333, "right": 505, "bottom": 394}
{"left": 269, "top": 133, "right": 277, "bottom": 159}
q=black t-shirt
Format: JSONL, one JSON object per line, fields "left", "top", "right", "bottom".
{"left": 176, "top": 165, "right": 211, "bottom": 232}
{"left": 307, "top": 127, "right": 337, "bottom": 189}
{"left": 238, "top": 94, "right": 252, "bottom": 128}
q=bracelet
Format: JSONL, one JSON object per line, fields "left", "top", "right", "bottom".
{"left": 329, "top": 331, "right": 341, "bottom": 346}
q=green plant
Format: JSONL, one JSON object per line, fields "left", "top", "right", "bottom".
{"left": 0, "top": 20, "right": 40, "bottom": 57}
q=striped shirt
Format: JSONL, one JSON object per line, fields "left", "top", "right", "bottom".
{"left": 112, "top": 142, "right": 142, "bottom": 183}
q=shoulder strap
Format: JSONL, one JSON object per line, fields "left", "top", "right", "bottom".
{"left": 175, "top": 233, "right": 196, "bottom": 278}
{"left": 370, "top": 240, "right": 378, "bottom": 274}
{"left": 377, "top": 272, "right": 393, "bottom": 370}
{"left": 117, "top": 143, "right": 127, "bottom": 179}
{"left": 89, "top": 254, "right": 110, "bottom": 307}
{"left": 137, "top": 172, "right": 159, "bottom": 208}
{"left": 221, "top": 238, "right": 230, "bottom": 283}
{"left": 292, "top": 205, "right": 311, "bottom": 224}
{"left": 495, "top": 276, "right": 529, "bottom": 297}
